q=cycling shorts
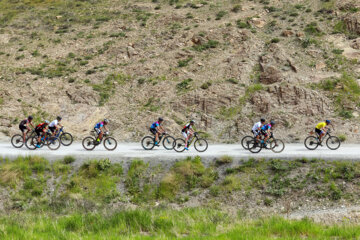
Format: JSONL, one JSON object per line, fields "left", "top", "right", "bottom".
{"left": 94, "top": 128, "right": 102, "bottom": 134}
{"left": 49, "top": 126, "right": 56, "bottom": 133}
{"left": 19, "top": 124, "right": 27, "bottom": 133}
{"left": 315, "top": 128, "right": 322, "bottom": 135}
{"left": 150, "top": 128, "right": 157, "bottom": 135}
{"left": 35, "top": 128, "right": 44, "bottom": 137}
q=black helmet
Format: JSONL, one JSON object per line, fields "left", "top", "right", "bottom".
{"left": 28, "top": 116, "right": 33, "bottom": 120}
{"left": 158, "top": 117, "right": 164, "bottom": 122}
{"left": 57, "top": 116, "right": 62, "bottom": 121}
{"left": 190, "top": 120, "right": 195, "bottom": 124}
{"left": 260, "top": 118, "right": 265, "bottom": 122}
{"left": 270, "top": 120, "right": 275, "bottom": 125}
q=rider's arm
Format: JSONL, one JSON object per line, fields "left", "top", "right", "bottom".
{"left": 104, "top": 126, "right": 109, "bottom": 132}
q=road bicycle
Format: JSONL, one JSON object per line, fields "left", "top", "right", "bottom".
{"left": 247, "top": 132, "right": 285, "bottom": 153}
{"left": 54, "top": 127, "right": 73, "bottom": 146}
{"left": 82, "top": 131, "right": 117, "bottom": 151}
{"left": 173, "top": 132, "right": 208, "bottom": 152}
{"left": 11, "top": 130, "right": 35, "bottom": 148}
{"left": 304, "top": 128, "right": 340, "bottom": 150}
{"left": 141, "top": 132, "right": 175, "bottom": 150}
{"left": 25, "top": 131, "right": 61, "bottom": 150}
{"left": 241, "top": 131, "right": 258, "bottom": 150}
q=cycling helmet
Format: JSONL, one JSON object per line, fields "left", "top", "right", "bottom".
{"left": 190, "top": 120, "right": 195, "bottom": 124}
{"left": 44, "top": 120, "right": 50, "bottom": 124}
{"left": 270, "top": 120, "right": 275, "bottom": 125}
{"left": 104, "top": 119, "right": 109, "bottom": 124}
{"left": 326, "top": 120, "right": 331, "bottom": 124}
{"left": 260, "top": 118, "right": 266, "bottom": 122}
{"left": 57, "top": 116, "right": 62, "bottom": 121}
{"left": 28, "top": 116, "right": 33, "bottom": 120}
{"left": 158, "top": 117, "right": 164, "bottom": 122}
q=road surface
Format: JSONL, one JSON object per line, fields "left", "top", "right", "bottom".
{"left": 0, "top": 142, "right": 359, "bottom": 163}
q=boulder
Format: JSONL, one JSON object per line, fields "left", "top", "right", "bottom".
{"left": 259, "top": 66, "right": 283, "bottom": 84}
{"left": 350, "top": 38, "right": 360, "bottom": 49}
{"left": 249, "top": 18, "right": 266, "bottom": 28}
{"left": 343, "top": 12, "right": 360, "bottom": 34}
{"left": 282, "top": 30, "right": 294, "bottom": 37}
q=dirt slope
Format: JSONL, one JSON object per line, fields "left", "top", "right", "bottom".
{"left": 0, "top": 0, "right": 359, "bottom": 142}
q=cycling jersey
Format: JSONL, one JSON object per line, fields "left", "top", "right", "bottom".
{"left": 49, "top": 120, "right": 58, "bottom": 128}
{"left": 94, "top": 121, "right": 104, "bottom": 129}
{"left": 261, "top": 124, "right": 272, "bottom": 131}
{"left": 182, "top": 123, "right": 192, "bottom": 132}
{"left": 150, "top": 121, "right": 160, "bottom": 129}
{"left": 252, "top": 122, "right": 262, "bottom": 132}
{"left": 316, "top": 122, "right": 326, "bottom": 130}
{"left": 35, "top": 123, "right": 47, "bottom": 131}
{"left": 19, "top": 119, "right": 29, "bottom": 127}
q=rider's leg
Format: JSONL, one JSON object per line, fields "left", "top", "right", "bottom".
{"left": 155, "top": 132, "right": 159, "bottom": 144}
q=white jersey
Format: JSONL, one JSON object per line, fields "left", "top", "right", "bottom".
{"left": 49, "top": 119, "right": 58, "bottom": 128}
{"left": 252, "top": 122, "right": 262, "bottom": 132}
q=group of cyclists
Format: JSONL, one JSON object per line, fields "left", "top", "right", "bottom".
{"left": 17, "top": 114, "right": 333, "bottom": 150}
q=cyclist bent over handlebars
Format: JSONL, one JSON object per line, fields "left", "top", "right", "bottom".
{"left": 94, "top": 119, "right": 109, "bottom": 145}
{"left": 150, "top": 117, "right": 165, "bottom": 146}
{"left": 19, "top": 116, "right": 35, "bottom": 143}
{"left": 182, "top": 120, "right": 195, "bottom": 151}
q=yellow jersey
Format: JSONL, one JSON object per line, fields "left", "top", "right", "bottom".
{"left": 316, "top": 122, "right": 326, "bottom": 130}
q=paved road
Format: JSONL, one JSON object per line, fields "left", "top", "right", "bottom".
{"left": 0, "top": 142, "right": 359, "bottom": 162}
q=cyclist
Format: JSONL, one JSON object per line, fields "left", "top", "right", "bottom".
{"left": 252, "top": 118, "right": 266, "bottom": 141}
{"left": 315, "top": 120, "right": 332, "bottom": 143}
{"left": 94, "top": 119, "right": 109, "bottom": 145}
{"left": 150, "top": 117, "right": 165, "bottom": 146}
{"left": 182, "top": 120, "right": 195, "bottom": 151}
{"left": 261, "top": 120, "right": 275, "bottom": 145}
{"left": 35, "top": 120, "right": 50, "bottom": 148}
{"left": 19, "top": 116, "right": 34, "bottom": 143}
{"left": 49, "top": 116, "right": 63, "bottom": 136}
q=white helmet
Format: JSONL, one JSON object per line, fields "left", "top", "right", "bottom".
{"left": 104, "top": 119, "right": 109, "bottom": 124}
{"left": 45, "top": 120, "right": 50, "bottom": 124}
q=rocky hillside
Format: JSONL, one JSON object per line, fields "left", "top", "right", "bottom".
{"left": 0, "top": 0, "right": 359, "bottom": 142}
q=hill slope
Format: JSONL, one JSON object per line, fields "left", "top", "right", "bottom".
{"left": 0, "top": 0, "right": 359, "bottom": 142}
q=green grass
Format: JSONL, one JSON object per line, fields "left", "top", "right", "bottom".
{"left": 1, "top": 211, "right": 360, "bottom": 239}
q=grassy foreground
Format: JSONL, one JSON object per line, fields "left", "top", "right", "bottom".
{"left": 1, "top": 155, "right": 360, "bottom": 239}
{"left": 1, "top": 209, "right": 360, "bottom": 239}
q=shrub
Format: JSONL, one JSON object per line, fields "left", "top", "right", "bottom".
{"left": 63, "top": 156, "right": 76, "bottom": 164}
{"left": 304, "top": 22, "right": 322, "bottom": 36}
{"left": 338, "top": 135, "right": 346, "bottom": 142}
{"left": 200, "top": 82, "right": 212, "bottom": 90}
{"left": 216, "top": 156, "right": 233, "bottom": 166}
{"left": 215, "top": 11, "right": 227, "bottom": 20}
{"left": 236, "top": 20, "right": 251, "bottom": 29}
{"left": 192, "top": 40, "right": 219, "bottom": 52}
{"left": 226, "top": 78, "right": 239, "bottom": 84}
{"left": 271, "top": 38, "right": 280, "bottom": 43}
{"left": 232, "top": 5, "right": 241, "bottom": 13}
{"left": 176, "top": 78, "right": 193, "bottom": 92}
{"left": 178, "top": 57, "right": 192, "bottom": 67}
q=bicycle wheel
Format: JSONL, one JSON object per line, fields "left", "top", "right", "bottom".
{"left": 47, "top": 137, "right": 61, "bottom": 150}
{"left": 25, "top": 136, "right": 37, "bottom": 150}
{"left": 163, "top": 136, "right": 175, "bottom": 150}
{"left": 82, "top": 136, "right": 96, "bottom": 151}
{"left": 104, "top": 137, "right": 117, "bottom": 151}
{"left": 194, "top": 138, "right": 208, "bottom": 152}
{"left": 241, "top": 136, "right": 253, "bottom": 150}
{"left": 11, "top": 134, "right": 24, "bottom": 148}
{"left": 304, "top": 136, "right": 319, "bottom": 150}
{"left": 248, "top": 139, "right": 262, "bottom": 153}
{"left": 271, "top": 139, "right": 285, "bottom": 153}
{"left": 60, "top": 132, "right": 73, "bottom": 146}
{"left": 174, "top": 138, "right": 186, "bottom": 152}
{"left": 141, "top": 136, "right": 155, "bottom": 150}
{"left": 326, "top": 136, "right": 341, "bottom": 150}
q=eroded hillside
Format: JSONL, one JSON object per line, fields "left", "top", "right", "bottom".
{"left": 0, "top": 0, "right": 359, "bottom": 142}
